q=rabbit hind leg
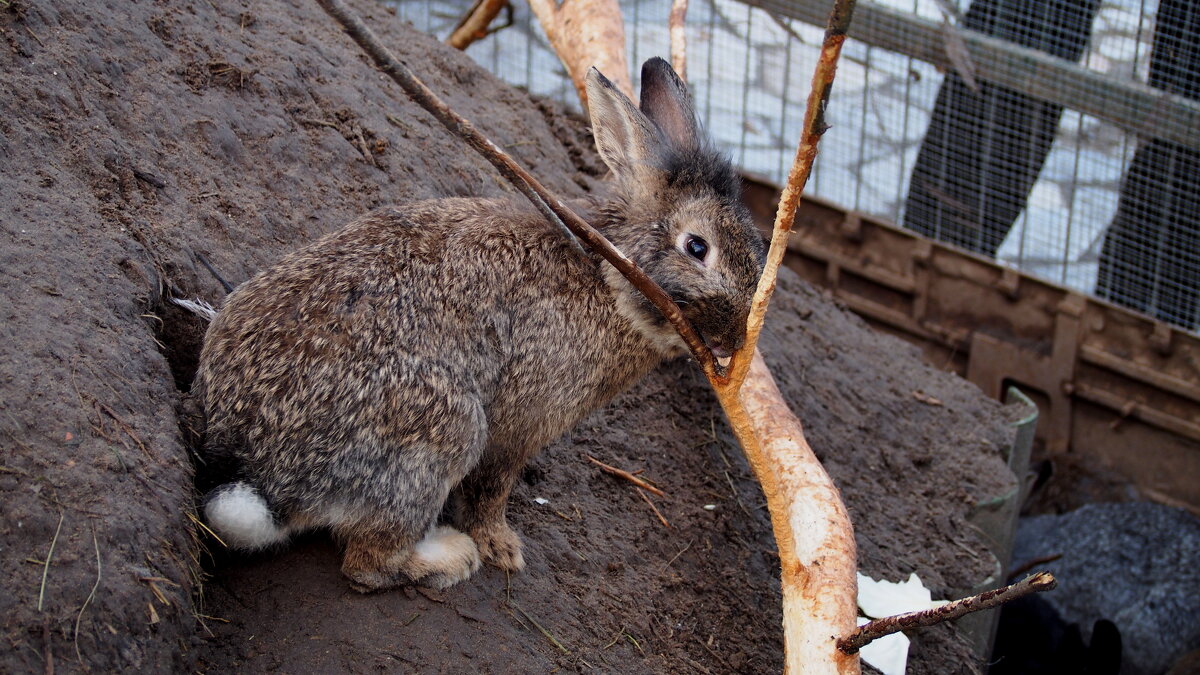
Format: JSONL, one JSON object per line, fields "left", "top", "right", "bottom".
{"left": 336, "top": 402, "right": 489, "bottom": 591}
{"left": 338, "top": 522, "right": 480, "bottom": 592}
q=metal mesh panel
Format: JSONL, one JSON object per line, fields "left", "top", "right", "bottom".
{"left": 384, "top": 0, "right": 1199, "bottom": 330}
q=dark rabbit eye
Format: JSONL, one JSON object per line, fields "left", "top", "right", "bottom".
{"left": 683, "top": 235, "right": 709, "bottom": 261}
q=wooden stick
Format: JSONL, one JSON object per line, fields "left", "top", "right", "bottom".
{"left": 586, "top": 455, "right": 666, "bottom": 497}
{"left": 314, "top": 0, "right": 717, "bottom": 377}
{"left": 728, "top": 0, "right": 857, "bottom": 385}
{"left": 705, "top": 2, "right": 861, "bottom": 672}
{"left": 636, "top": 488, "right": 671, "bottom": 528}
{"left": 838, "top": 572, "right": 1058, "bottom": 654}
{"left": 527, "top": 0, "right": 634, "bottom": 103}
{"left": 713, "top": 351, "right": 859, "bottom": 674}
{"left": 668, "top": 0, "right": 689, "bottom": 81}
{"left": 446, "top": 0, "right": 509, "bottom": 50}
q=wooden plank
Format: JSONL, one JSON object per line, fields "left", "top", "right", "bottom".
{"left": 744, "top": 0, "right": 1200, "bottom": 150}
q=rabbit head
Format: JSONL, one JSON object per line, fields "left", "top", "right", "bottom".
{"left": 586, "top": 57, "right": 765, "bottom": 359}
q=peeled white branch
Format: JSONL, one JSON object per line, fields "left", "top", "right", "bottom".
{"left": 714, "top": 352, "right": 859, "bottom": 673}
{"left": 526, "top": 0, "right": 633, "bottom": 103}
{"left": 668, "top": 0, "right": 688, "bottom": 80}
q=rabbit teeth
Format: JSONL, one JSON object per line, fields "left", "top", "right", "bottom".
{"left": 717, "top": 356, "right": 732, "bottom": 368}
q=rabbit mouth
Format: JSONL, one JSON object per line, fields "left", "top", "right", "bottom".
{"left": 704, "top": 337, "right": 735, "bottom": 362}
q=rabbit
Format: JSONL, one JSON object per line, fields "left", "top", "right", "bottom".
{"left": 196, "top": 57, "right": 765, "bottom": 592}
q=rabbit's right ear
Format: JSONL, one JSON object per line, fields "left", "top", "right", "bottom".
{"left": 585, "top": 67, "right": 664, "bottom": 181}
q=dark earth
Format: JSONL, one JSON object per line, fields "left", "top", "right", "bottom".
{"left": 0, "top": 0, "right": 1016, "bottom": 672}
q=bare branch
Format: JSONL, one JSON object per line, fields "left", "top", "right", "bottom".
{"left": 729, "top": 0, "right": 857, "bottom": 385}
{"left": 314, "top": 0, "right": 716, "bottom": 376}
{"left": 528, "top": 0, "right": 634, "bottom": 103}
{"left": 705, "top": 2, "right": 861, "bottom": 672}
{"left": 446, "top": 0, "right": 509, "bottom": 50}
{"left": 587, "top": 455, "right": 666, "bottom": 497}
{"left": 837, "top": 572, "right": 1058, "bottom": 654}
{"left": 713, "top": 351, "right": 859, "bottom": 674}
{"left": 668, "top": 0, "right": 689, "bottom": 81}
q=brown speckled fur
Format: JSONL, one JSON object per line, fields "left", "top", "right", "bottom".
{"left": 196, "top": 58, "right": 764, "bottom": 590}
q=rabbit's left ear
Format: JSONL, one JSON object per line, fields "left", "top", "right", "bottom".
{"left": 638, "top": 57, "right": 699, "bottom": 151}
{"left": 586, "top": 66, "right": 665, "bottom": 181}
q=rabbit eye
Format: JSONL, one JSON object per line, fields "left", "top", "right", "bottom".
{"left": 683, "top": 235, "right": 709, "bottom": 262}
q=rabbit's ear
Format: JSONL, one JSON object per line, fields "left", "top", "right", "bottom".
{"left": 639, "top": 57, "right": 699, "bottom": 151}
{"left": 585, "top": 66, "right": 664, "bottom": 180}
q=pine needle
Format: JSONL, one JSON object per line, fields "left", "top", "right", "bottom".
{"left": 74, "top": 525, "right": 101, "bottom": 665}
{"left": 37, "top": 513, "right": 64, "bottom": 612}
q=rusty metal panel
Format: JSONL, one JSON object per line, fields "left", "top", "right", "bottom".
{"left": 743, "top": 179, "right": 1200, "bottom": 510}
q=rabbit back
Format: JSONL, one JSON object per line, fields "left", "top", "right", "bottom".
{"left": 198, "top": 197, "right": 663, "bottom": 529}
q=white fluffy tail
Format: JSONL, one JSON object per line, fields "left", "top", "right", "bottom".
{"left": 203, "top": 482, "right": 289, "bottom": 550}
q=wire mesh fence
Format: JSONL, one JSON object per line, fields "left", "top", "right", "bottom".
{"left": 384, "top": 0, "right": 1199, "bottom": 331}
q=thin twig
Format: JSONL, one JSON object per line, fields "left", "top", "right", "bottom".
{"left": 297, "top": 116, "right": 339, "bottom": 129}
{"left": 837, "top": 571, "right": 1057, "bottom": 654}
{"left": 586, "top": 455, "right": 665, "bottom": 497}
{"left": 729, "top": 0, "right": 857, "bottom": 387}
{"left": 636, "top": 488, "right": 671, "bottom": 528}
{"left": 313, "top": 0, "right": 718, "bottom": 377}
{"left": 187, "top": 509, "right": 227, "bottom": 548}
{"left": 42, "top": 620, "right": 54, "bottom": 675}
{"left": 1007, "top": 552, "right": 1062, "bottom": 580}
{"left": 510, "top": 600, "right": 570, "bottom": 654}
{"left": 661, "top": 539, "right": 693, "bottom": 570}
{"left": 74, "top": 525, "right": 102, "bottom": 665}
{"left": 37, "top": 513, "right": 64, "bottom": 612}
{"left": 25, "top": 25, "right": 46, "bottom": 48}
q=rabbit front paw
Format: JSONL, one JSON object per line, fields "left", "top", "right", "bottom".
{"left": 471, "top": 523, "right": 526, "bottom": 572}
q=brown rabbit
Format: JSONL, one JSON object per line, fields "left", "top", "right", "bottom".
{"left": 197, "top": 57, "right": 764, "bottom": 591}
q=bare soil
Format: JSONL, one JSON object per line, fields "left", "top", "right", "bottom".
{"left": 0, "top": 1, "right": 1015, "bottom": 672}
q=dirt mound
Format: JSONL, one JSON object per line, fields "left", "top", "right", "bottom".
{"left": 0, "top": 0, "right": 1015, "bottom": 672}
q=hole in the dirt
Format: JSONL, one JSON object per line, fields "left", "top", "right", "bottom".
{"left": 151, "top": 297, "right": 211, "bottom": 392}
{"left": 144, "top": 287, "right": 233, "bottom": 512}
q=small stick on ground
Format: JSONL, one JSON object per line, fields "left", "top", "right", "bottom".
{"left": 74, "top": 525, "right": 101, "bottom": 665}
{"left": 25, "top": 25, "right": 46, "bottom": 48}
{"left": 42, "top": 620, "right": 53, "bottom": 675}
{"left": 297, "top": 117, "right": 339, "bottom": 129}
{"left": 37, "top": 513, "right": 64, "bottom": 612}
{"left": 586, "top": 455, "right": 665, "bottom": 497}
{"left": 636, "top": 488, "right": 670, "bottom": 528}
{"left": 661, "top": 539, "right": 693, "bottom": 570}
{"left": 353, "top": 126, "right": 377, "bottom": 167}
{"left": 509, "top": 600, "right": 570, "bottom": 654}
{"left": 837, "top": 571, "right": 1057, "bottom": 654}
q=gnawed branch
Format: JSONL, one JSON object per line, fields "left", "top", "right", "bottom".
{"left": 838, "top": 572, "right": 1058, "bottom": 654}
{"left": 705, "top": 2, "right": 861, "bottom": 672}
{"left": 527, "top": 0, "right": 633, "bottom": 103}
{"left": 731, "top": 0, "right": 856, "bottom": 384}
{"left": 315, "top": 0, "right": 716, "bottom": 376}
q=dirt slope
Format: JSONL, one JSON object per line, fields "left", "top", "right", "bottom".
{"left": 0, "top": 0, "right": 1014, "bottom": 672}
